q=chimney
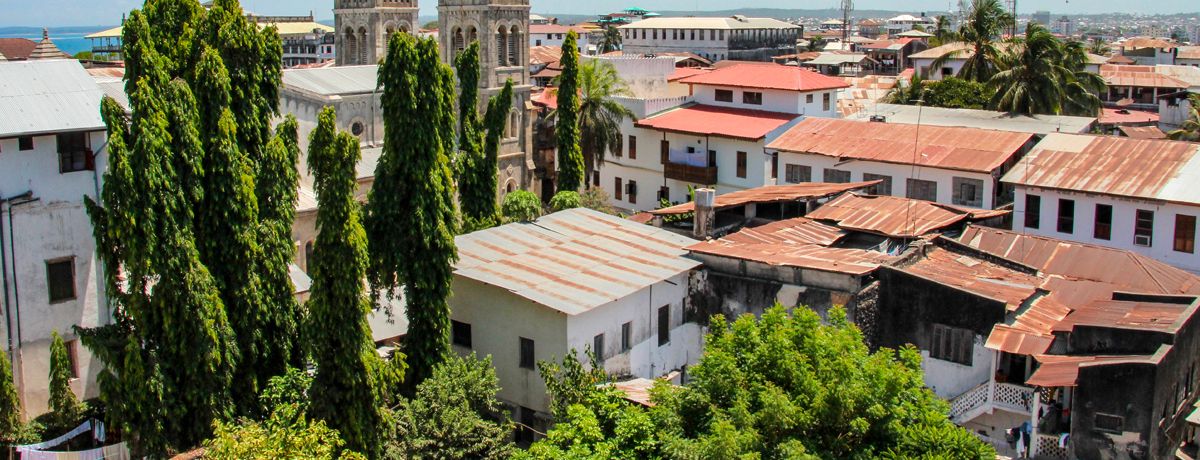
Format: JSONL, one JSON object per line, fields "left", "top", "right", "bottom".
{"left": 693, "top": 188, "right": 716, "bottom": 239}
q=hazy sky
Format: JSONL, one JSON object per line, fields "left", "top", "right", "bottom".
{"left": 2, "top": 0, "right": 1198, "bottom": 28}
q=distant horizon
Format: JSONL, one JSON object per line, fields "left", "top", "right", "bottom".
{"left": 2, "top": 1, "right": 1198, "bottom": 28}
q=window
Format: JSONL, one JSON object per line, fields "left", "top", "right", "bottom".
{"left": 715, "top": 89, "right": 734, "bottom": 102}
{"left": 66, "top": 340, "right": 79, "bottom": 379}
{"left": 517, "top": 406, "right": 537, "bottom": 444}
{"left": 1135, "top": 209, "right": 1154, "bottom": 247}
{"left": 451, "top": 320, "right": 472, "bottom": 348}
{"left": 941, "top": 66, "right": 953, "bottom": 77}
{"left": 689, "top": 30, "right": 695, "bottom": 40}
{"left": 735, "top": 151, "right": 747, "bottom": 178}
{"left": 519, "top": 337, "right": 535, "bottom": 369}
{"left": 621, "top": 321, "right": 632, "bottom": 352}
{"left": 614, "top": 177, "right": 623, "bottom": 200}
{"left": 742, "top": 91, "right": 763, "bottom": 105}
{"left": 304, "top": 241, "right": 315, "bottom": 274}
{"left": 657, "top": 305, "right": 670, "bottom": 346}
{"left": 863, "top": 173, "right": 892, "bottom": 195}
{"left": 652, "top": 29, "right": 657, "bottom": 40}
{"left": 47, "top": 258, "right": 76, "bottom": 303}
{"left": 806, "top": 94, "right": 814, "bottom": 104}
{"left": 57, "top": 132, "right": 91, "bottom": 173}
{"left": 823, "top": 168, "right": 850, "bottom": 184}
{"left": 906, "top": 178, "right": 937, "bottom": 202}
{"left": 952, "top": 177, "right": 983, "bottom": 207}
{"left": 1057, "top": 199, "right": 1075, "bottom": 234}
{"left": 785, "top": 164, "right": 811, "bottom": 183}
{"left": 1175, "top": 214, "right": 1196, "bottom": 253}
{"left": 627, "top": 180, "right": 637, "bottom": 204}
{"left": 770, "top": 155, "right": 778, "bottom": 179}
{"left": 1025, "top": 194, "right": 1041, "bottom": 229}
{"left": 719, "top": 30, "right": 724, "bottom": 40}
{"left": 1094, "top": 413, "right": 1124, "bottom": 433}
{"left": 929, "top": 323, "right": 973, "bottom": 366}
{"left": 660, "top": 140, "right": 669, "bottom": 164}
{"left": 822, "top": 93, "right": 831, "bottom": 111}
{"left": 18, "top": 136, "right": 33, "bottom": 151}
{"left": 592, "top": 171, "right": 600, "bottom": 187}
{"left": 627, "top": 135, "right": 636, "bottom": 159}
{"left": 592, "top": 333, "right": 605, "bottom": 363}
{"left": 1095, "top": 204, "right": 1113, "bottom": 240}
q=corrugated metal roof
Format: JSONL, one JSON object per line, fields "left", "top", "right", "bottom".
{"left": 357, "top": 146, "right": 381, "bottom": 180}
{"left": 1101, "top": 65, "right": 1189, "bottom": 88}
{"left": 677, "top": 62, "right": 851, "bottom": 92}
{"left": 803, "top": 53, "right": 875, "bottom": 66}
{"left": 1026, "top": 350, "right": 1167, "bottom": 387}
{"left": 1001, "top": 133, "right": 1200, "bottom": 205}
{"left": 901, "top": 246, "right": 1040, "bottom": 310}
{"left": 768, "top": 117, "right": 1033, "bottom": 174}
{"left": 289, "top": 263, "right": 312, "bottom": 294}
{"left": 454, "top": 208, "right": 701, "bottom": 315}
{"left": 281, "top": 64, "right": 378, "bottom": 96}
{"left": 842, "top": 103, "right": 1096, "bottom": 135}
{"left": 634, "top": 104, "right": 798, "bottom": 140}
{"left": 688, "top": 217, "right": 894, "bottom": 276}
{"left": 985, "top": 324, "right": 1055, "bottom": 356}
{"left": 1118, "top": 125, "right": 1167, "bottom": 139}
{"left": 806, "top": 193, "right": 1005, "bottom": 238}
{"left": 0, "top": 59, "right": 106, "bottom": 136}
{"left": 1055, "top": 299, "right": 1191, "bottom": 333}
{"left": 1179, "top": 47, "right": 1200, "bottom": 60}
{"left": 1119, "top": 37, "right": 1177, "bottom": 50}
{"left": 84, "top": 26, "right": 123, "bottom": 39}
{"left": 296, "top": 186, "right": 318, "bottom": 213}
{"left": 651, "top": 180, "right": 880, "bottom": 216}
{"left": 1099, "top": 107, "right": 1158, "bottom": 125}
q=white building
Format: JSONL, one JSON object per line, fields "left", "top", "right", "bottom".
{"left": 529, "top": 24, "right": 593, "bottom": 54}
{"left": 618, "top": 16, "right": 801, "bottom": 62}
{"left": 911, "top": 42, "right": 980, "bottom": 80}
{"left": 0, "top": 59, "right": 110, "bottom": 418}
{"left": 599, "top": 62, "right": 850, "bottom": 212}
{"left": 842, "top": 103, "right": 1097, "bottom": 137}
{"left": 1004, "top": 133, "right": 1200, "bottom": 273}
{"left": 884, "top": 14, "right": 935, "bottom": 36}
{"left": 449, "top": 208, "right": 703, "bottom": 426}
{"left": 768, "top": 118, "right": 1035, "bottom": 210}
{"left": 1178, "top": 46, "right": 1200, "bottom": 67}
{"left": 262, "top": 20, "right": 336, "bottom": 67}
{"left": 1117, "top": 37, "right": 1178, "bottom": 66}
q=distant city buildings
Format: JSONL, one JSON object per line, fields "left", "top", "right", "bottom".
{"left": 618, "top": 16, "right": 801, "bottom": 62}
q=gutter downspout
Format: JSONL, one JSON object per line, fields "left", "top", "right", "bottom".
{"left": 1, "top": 191, "right": 32, "bottom": 354}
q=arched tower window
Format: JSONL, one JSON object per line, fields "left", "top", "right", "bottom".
{"left": 508, "top": 25, "right": 520, "bottom": 66}
{"left": 343, "top": 27, "right": 358, "bottom": 65}
{"left": 496, "top": 26, "right": 508, "bottom": 68}
{"left": 507, "top": 109, "right": 519, "bottom": 138}
{"left": 358, "top": 27, "right": 369, "bottom": 64}
{"left": 468, "top": 26, "right": 478, "bottom": 46}
{"left": 453, "top": 27, "right": 465, "bottom": 58}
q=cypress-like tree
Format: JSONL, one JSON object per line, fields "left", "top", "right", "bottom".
{"left": 48, "top": 331, "right": 82, "bottom": 426}
{"left": 556, "top": 30, "right": 585, "bottom": 193}
{"left": 455, "top": 41, "right": 490, "bottom": 224}
{"left": 0, "top": 349, "right": 20, "bottom": 441}
{"left": 477, "top": 79, "right": 514, "bottom": 211}
{"left": 256, "top": 116, "right": 304, "bottom": 371}
{"left": 306, "top": 107, "right": 384, "bottom": 459}
{"left": 365, "top": 33, "right": 459, "bottom": 389}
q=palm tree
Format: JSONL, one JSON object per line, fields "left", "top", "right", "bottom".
{"left": 1168, "top": 96, "right": 1200, "bottom": 142}
{"left": 1089, "top": 38, "right": 1111, "bottom": 56}
{"left": 599, "top": 26, "right": 622, "bottom": 54}
{"left": 930, "top": 15, "right": 959, "bottom": 47}
{"left": 931, "top": 0, "right": 1013, "bottom": 82}
{"left": 1059, "top": 39, "right": 1106, "bottom": 116}
{"left": 886, "top": 74, "right": 928, "bottom": 105}
{"left": 988, "top": 22, "right": 1105, "bottom": 116}
{"left": 552, "top": 59, "right": 636, "bottom": 181}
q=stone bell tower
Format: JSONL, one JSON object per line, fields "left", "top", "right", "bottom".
{"left": 334, "top": 0, "right": 419, "bottom": 66}
{"left": 438, "top": 0, "right": 536, "bottom": 195}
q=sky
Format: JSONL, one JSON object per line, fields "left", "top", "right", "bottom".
{"left": 1, "top": 0, "right": 1197, "bottom": 28}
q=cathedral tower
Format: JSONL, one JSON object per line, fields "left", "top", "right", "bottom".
{"left": 438, "top": 0, "right": 536, "bottom": 195}
{"left": 334, "top": 0, "right": 419, "bottom": 66}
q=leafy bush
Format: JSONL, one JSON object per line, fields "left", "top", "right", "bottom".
{"left": 501, "top": 190, "right": 542, "bottom": 222}
{"left": 925, "top": 77, "right": 994, "bottom": 109}
{"left": 206, "top": 404, "right": 365, "bottom": 460}
{"left": 579, "top": 188, "right": 616, "bottom": 215}
{"left": 549, "top": 191, "right": 583, "bottom": 212}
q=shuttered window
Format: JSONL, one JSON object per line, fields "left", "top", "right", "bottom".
{"left": 930, "top": 323, "right": 973, "bottom": 366}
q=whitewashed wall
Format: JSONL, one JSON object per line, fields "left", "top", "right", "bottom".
{"left": 776, "top": 151, "right": 1000, "bottom": 209}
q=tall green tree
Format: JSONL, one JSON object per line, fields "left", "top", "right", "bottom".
{"left": 990, "top": 23, "right": 1104, "bottom": 116}
{"left": 598, "top": 26, "right": 622, "bottom": 54}
{"left": 256, "top": 117, "right": 305, "bottom": 373}
{"left": 455, "top": 41, "right": 495, "bottom": 227}
{"left": 554, "top": 59, "right": 635, "bottom": 183}
{"left": 555, "top": 30, "right": 585, "bottom": 192}
{"left": 466, "top": 79, "right": 514, "bottom": 227}
{"left": 932, "top": 0, "right": 1012, "bottom": 82}
{"left": 930, "top": 15, "right": 959, "bottom": 47}
{"left": 48, "top": 331, "right": 82, "bottom": 427}
{"left": 365, "top": 33, "right": 459, "bottom": 390}
{"left": 307, "top": 107, "right": 386, "bottom": 459}
{"left": 0, "top": 349, "right": 21, "bottom": 441}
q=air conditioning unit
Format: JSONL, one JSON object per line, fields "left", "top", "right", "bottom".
{"left": 1135, "top": 235, "right": 1152, "bottom": 246}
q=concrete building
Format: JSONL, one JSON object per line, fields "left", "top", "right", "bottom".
{"left": 769, "top": 118, "right": 1036, "bottom": 210}
{"left": 910, "top": 42, "right": 987, "bottom": 80}
{"left": 1177, "top": 46, "right": 1200, "bottom": 67}
{"left": 450, "top": 208, "right": 702, "bottom": 429}
{"left": 599, "top": 62, "right": 850, "bottom": 212}
{"left": 843, "top": 103, "right": 1097, "bottom": 137}
{"left": 884, "top": 14, "right": 935, "bottom": 36}
{"left": 0, "top": 59, "right": 110, "bottom": 419}
{"left": 260, "top": 17, "right": 337, "bottom": 67}
{"left": 1031, "top": 10, "right": 1051, "bottom": 26}
{"left": 1052, "top": 16, "right": 1074, "bottom": 37}
{"left": 334, "top": 0, "right": 418, "bottom": 66}
{"left": 1005, "top": 133, "right": 1200, "bottom": 273}
{"left": 529, "top": 24, "right": 593, "bottom": 54}
{"left": 279, "top": 64, "right": 383, "bottom": 184}
{"left": 618, "top": 16, "right": 801, "bottom": 62}
{"left": 1117, "top": 37, "right": 1178, "bottom": 66}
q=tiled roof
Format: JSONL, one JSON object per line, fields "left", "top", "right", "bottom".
{"left": 768, "top": 117, "right": 1033, "bottom": 174}
{"left": 1001, "top": 133, "right": 1200, "bottom": 205}
{"left": 651, "top": 181, "right": 880, "bottom": 216}
{"left": 677, "top": 62, "right": 851, "bottom": 92}
{"left": 634, "top": 104, "right": 798, "bottom": 140}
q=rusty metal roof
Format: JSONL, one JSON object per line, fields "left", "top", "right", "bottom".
{"left": 609, "top": 378, "right": 664, "bottom": 407}
{"left": 806, "top": 194, "right": 1008, "bottom": 238}
{"left": 767, "top": 118, "right": 1034, "bottom": 174}
{"left": 1001, "top": 133, "right": 1200, "bottom": 205}
{"left": 901, "top": 246, "right": 1040, "bottom": 310}
{"left": 454, "top": 208, "right": 701, "bottom": 315}
{"left": 1117, "top": 125, "right": 1167, "bottom": 139}
{"left": 1026, "top": 347, "right": 1170, "bottom": 387}
{"left": 687, "top": 217, "right": 894, "bottom": 276}
{"left": 650, "top": 181, "right": 880, "bottom": 216}
{"left": 985, "top": 324, "right": 1055, "bottom": 356}
{"left": 1100, "top": 65, "right": 1189, "bottom": 88}
{"left": 1055, "top": 299, "right": 1192, "bottom": 334}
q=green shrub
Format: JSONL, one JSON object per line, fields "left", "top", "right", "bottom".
{"left": 549, "top": 191, "right": 582, "bottom": 212}
{"left": 501, "top": 190, "right": 542, "bottom": 222}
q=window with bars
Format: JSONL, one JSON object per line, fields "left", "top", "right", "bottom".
{"left": 785, "top": 164, "right": 811, "bottom": 183}
{"left": 47, "top": 258, "right": 76, "bottom": 303}
{"left": 822, "top": 92, "right": 831, "bottom": 111}
{"left": 1095, "top": 204, "right": 1113, "bottom": 240}
{"left": 863, "top": 173, "right": 892, "bottom": 195}
{"left": 906, "top": 179, "right": 937, "bottom": 202}
{"left": 1135, "top": 209, "right": 1154, "bottom": 247}
{"left": 1057, "top": 199, "right": 1075, "bottom": 234}
{"left": 57, "top": 132, "right": 92, "bottom": 173}
{"left": 929, "top": 323, "right": 973, "bottom": 366}
{"left": 952, "top": 177, "right": 983, "bottom": 207}
{"left": 736, "top": 151, "right": 747, "bottom": 178}
{"left": 823, "top": 168, "right": 850, "bottom": 183}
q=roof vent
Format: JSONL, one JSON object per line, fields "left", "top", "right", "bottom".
{"left": 869, "top": 115, "right": 887, "bottom": 123}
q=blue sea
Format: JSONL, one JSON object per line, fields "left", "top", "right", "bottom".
{"left": 0, "top": 27, "right": 112, "bottom": 57}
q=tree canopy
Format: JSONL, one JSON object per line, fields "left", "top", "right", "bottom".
{"left": 555, "top": 30, "right": 585, "bottom": 193}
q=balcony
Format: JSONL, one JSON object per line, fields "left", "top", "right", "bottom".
{"left": 663, "top": 149, "right": 717, "bottom": 184}
{"left": 949, "top": 381, "right": 1034, "bottom": 424}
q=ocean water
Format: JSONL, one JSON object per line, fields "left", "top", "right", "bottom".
{"left": 0, "top": 32, "right": 104, "bottom": 57}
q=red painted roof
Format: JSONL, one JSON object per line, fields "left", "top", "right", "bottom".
{"left": 0, "top": 38, "right": 36, "bottom": 61}
{"left": 635, "top": 104, "right": 798, "bottom": 140}
{"left": 667, "top": 67, "right": 711, "bottom": 82}
{"left": 677, "top": 62, "right": 851, "bottom": 92}
{"left": 768, "top": 118, "right": 1033, "bottom": 174}
{"left": 1099, "top": 108, "right": 1159, "bottom": 125}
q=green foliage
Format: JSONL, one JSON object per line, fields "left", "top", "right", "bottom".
{"left": 924, "top": 77, "right": 994, "bottom": 109}
{"left": 259, "top": 367, "right": 313, "bottom": 416}
{"left": 73, "top": 50, "right": 95, "bottom": 60}
{"left": 550, "top": 191, "right": 583, "bottom": 212}
{"left": 523, "top": 306, "right": 995, "bottom": 460}
{"left": 989, "top": 23, "right": 1106, "bottom": 116}
{"left": 365, "top": 33, "right": 459, "bottom": 391}
{"left": 1168, "top": 94, "right": 1200, "bottom": 142}
{"left": 460, "top": 57, "right": 511, "bottom": 225}
{"left": 0, "top": 349, "right": 21, "bottom": 442}
{"left": 555, "top": 31, "right": 585, "bottom": 193}
{"left": 454, "top": 41, "right": 482, "bottom": 180}
{"left": 385, "top": 354, "right": 513, "bottom": 459}
{"left": 501, "top": 190, "right": 543, "bottom": 222}
{"left": 537, "top": 349, "right": 609, "bottom": 418}
{"left": 48, "top": 332, "right": 83, "bottom": 428}
{"left": 206, "top": 404, "right": 366, "bottom": 460}
{"left": 579, "top": 188, "right": 617, "bottom": 215}
{"left": 599, "top": 26, "right": 623, "bottom": 54}
{"left": 255, "top": 117, "right": 305, "bottom": 375}
{"left": 574, "top": 59, "right": 635, "bottom": 178}
{"left": 307, "top": 107, "right": 390, "bottom": 459}
{"left": 932, "top": 0, "right": 1012, "bottom": 82}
